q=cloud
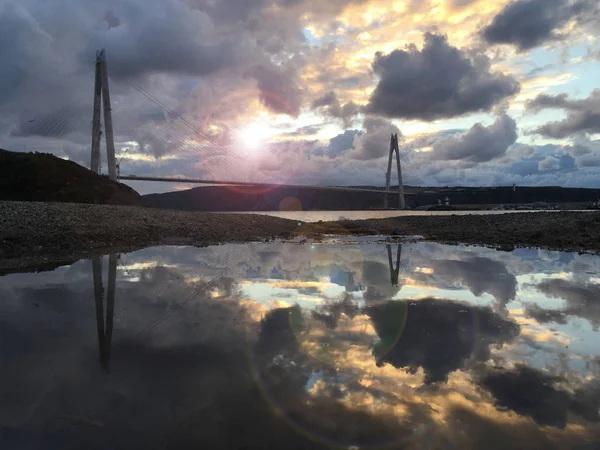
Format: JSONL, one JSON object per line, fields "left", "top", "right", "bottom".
{"left": 577, "top": 153, "right": 600, "bottom": 167}
{"left": 361, "top": 259, "right": 401, "bottom": 302}
{"left": 325, "top": 129, "right": 362, "bottom": 158}
{"left": 137, "top": 134, "right": 172, "bottom": 159}
{"left": 431, "top": 114, "right": 518, "bottom": 163}
{"left": 247, "top": 64, "right": 303, "bottom": 116}
{"left": 312, "top": 91, "right": 361, "bottom": 127}
{"left": 527, "top": 90, "right": 600, "bottom": 138}
{"left": 281, "top": 124, "right": 322, "bottom": 138}
{"left": 482, "top": 0, "right": 597, "bottom": 52}
{"left": 0, "top": 3, "right": 57, "bottom": 104}
{"left": 186, "top": 0, "right": 271, "bottom": 25}
{"left": 368, "top": 298, "right": 520, "bottom": 384}
{"left": 563, "top": 136, "right": 598, "bottom": 157}
{"left": 6, "top": 243, "right": 600, "bottom": 448}
{"left": 412, "top": 256, "right": 518, "bottom": 307}
{"left": 538, "top": 155, "right": 561, "bottom": 171}
{"left": 350, "top": 117, "right": 400, "bottom": 160}
{"left": 0, "top": 0, "right": 306, "bottom": 145}
{"left": 2, "top": 0, "right": 600, "bottom": 190}
{"left": 366, "top": 33, "right": 520, "bottom": 121}
{"left": 480, "top": 365, "right": 573, "bottom": 428}
{"left": 525, "top": 278, "right": 600, "bottom": 329}
{"left": 80, "top": 0, "right": 240, "bottom": 79}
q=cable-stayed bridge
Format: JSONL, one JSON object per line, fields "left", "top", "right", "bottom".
{"left": 13, "top": 49, "right": 423, "bottom": 208}
{"left": 117, "top": 175, "right": 408, "bottom": 195}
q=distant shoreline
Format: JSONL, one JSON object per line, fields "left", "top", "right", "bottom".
{"left": 1, "top": 201, "right": 599, "bottom": 272}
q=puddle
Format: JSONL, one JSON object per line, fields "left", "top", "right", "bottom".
{"left": 1, "top": 241, "right": 600, "bottom": 449}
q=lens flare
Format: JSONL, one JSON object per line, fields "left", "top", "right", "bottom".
{"left": 238, "top": 121, "right": 271, "bottom": 152}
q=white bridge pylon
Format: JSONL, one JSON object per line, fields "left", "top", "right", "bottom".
{"left": 384, "top": 133, "right": 406, "bottom": 209}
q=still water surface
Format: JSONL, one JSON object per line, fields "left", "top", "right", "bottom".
{"left": 238, "top": 210, "right": 557, "bottom": 222}
{"left": 2, "top": 240, "right": 600, "bottom": 449}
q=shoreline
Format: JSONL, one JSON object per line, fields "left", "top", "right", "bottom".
{"left": 1, "top": 201, "right": 599, "bottom": 271}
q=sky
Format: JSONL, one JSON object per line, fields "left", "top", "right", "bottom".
{"left": 1, "top": 0, "right": 600, "bottom": 194}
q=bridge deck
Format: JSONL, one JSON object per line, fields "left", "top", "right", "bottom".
{"left": 118, "top": 175, "right": 413, "bottom": 195}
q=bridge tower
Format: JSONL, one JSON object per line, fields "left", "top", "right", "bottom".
{"left": 384, "top": 133, "right": 405, "bottom": 209}
{"left": 90, "top": 49, "right": 117, "bottom": 181}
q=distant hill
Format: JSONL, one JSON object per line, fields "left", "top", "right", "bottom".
{"left": 0, "top": 149, "right": 142, "bottom": 206}
{"left": 142, "top": 184, "right": 600, "bottom": 211}
{"left": 143, "top": 185, "right": 391, "bottom": 211}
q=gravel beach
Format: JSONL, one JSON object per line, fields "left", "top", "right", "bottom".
{"left": 0, "top": 201, "right": 300, "bottom": 270}
{"left": 298, "top": 211, "right": 600, "bottom": 253}
{"left": 1, "top": 201, "right": 599, "bottom": 271}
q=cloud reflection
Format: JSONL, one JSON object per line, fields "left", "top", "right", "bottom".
{"left": 1, "top": 240, "right": 600, "bottom": 448}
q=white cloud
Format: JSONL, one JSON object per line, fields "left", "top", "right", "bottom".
{"left": 538, "top": 155, "right": 561, "bottom": 171}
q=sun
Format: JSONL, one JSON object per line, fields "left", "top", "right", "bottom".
{"left": 237, "top": 121, "right": 271, "bottom": 151}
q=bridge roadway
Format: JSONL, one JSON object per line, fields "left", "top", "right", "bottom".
{"left": 118, "top": 175, "right": 414, "bottom": 195}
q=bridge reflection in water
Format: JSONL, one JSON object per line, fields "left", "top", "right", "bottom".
{"left": 89, "top": 245, "right": 406, "bottom": 374}
{"left": 92, "top": 254, "right": 117, "bottom": 373}
{"left": 3, "top": 241, "right": 600, "bottom": 449}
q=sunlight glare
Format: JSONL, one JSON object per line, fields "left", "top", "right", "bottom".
{"left": 238, "top": 121, "right": 271, "bottom": 151}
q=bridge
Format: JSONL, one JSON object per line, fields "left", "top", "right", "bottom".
{"left": 117, "top": 174, "right": 413, "bottom": 195}
{"left": 90, "top": 49, "right": 410, "bottom": 209}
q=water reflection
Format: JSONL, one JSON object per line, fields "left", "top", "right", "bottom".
{"left": 1, "top": 241, "right": 600, "bottom": 449}
{"left": 387, "top": 243, "right": 403, "bottom": 287}
{"left": 92, "top": 255, "right": 116, "bottom": 373}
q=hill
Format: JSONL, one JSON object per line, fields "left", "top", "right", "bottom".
{"left": 143, "top": 185, "right": 391, "bottom": 211}
{"left": 0, "top": 149, "right": 142, "bottom": 206}
{"left": 142, "top": 184, "right": 600, "bottom": 211}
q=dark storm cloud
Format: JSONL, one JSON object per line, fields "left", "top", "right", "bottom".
{"left": 187, "top": 0, "right": 370, "bottom": 21}
{"left": 0, "top": 3, "right": 98, "bottom": 140}
{"left": 480, "top": 365, "right": 600, "bottom": 428}
{"left": 432, "top": 114, "right": 517, "bottom": 163}
{"left": 0, "top": 3, "right": 51, "bottom": 103}
{"left": 366, "top": 33, "right": 520, "bottom": 121}
{"left": 482, "top": 0, "right": 597, "bottom": 52}
{"left": 0, "top": 1, "right": 231, "bottom": 148}
{"left": 82, "top": 0, "right": 236, "bottom": 79}
{"left": 527, "top": 90, "right": 600, "bottom": 138}
{"left": 186, "top": 0, "right": 269, "bottom": 24}
{"left": 247, "top": 65, "right": 303, "bottom": 116}
{"left": 525, "top": 278, "right": 600, "bottom": 329}
{"left": 368, "top": 298, "right": 520, "bottom": 384}
{"left": 11, "top": 107, "right": 89, "bottom": 139}
{"left": 0, "top": 0, "right": 307, "bottom": 150}
{"left": 312, "top": 91, "right": 361, "bottom": 127}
